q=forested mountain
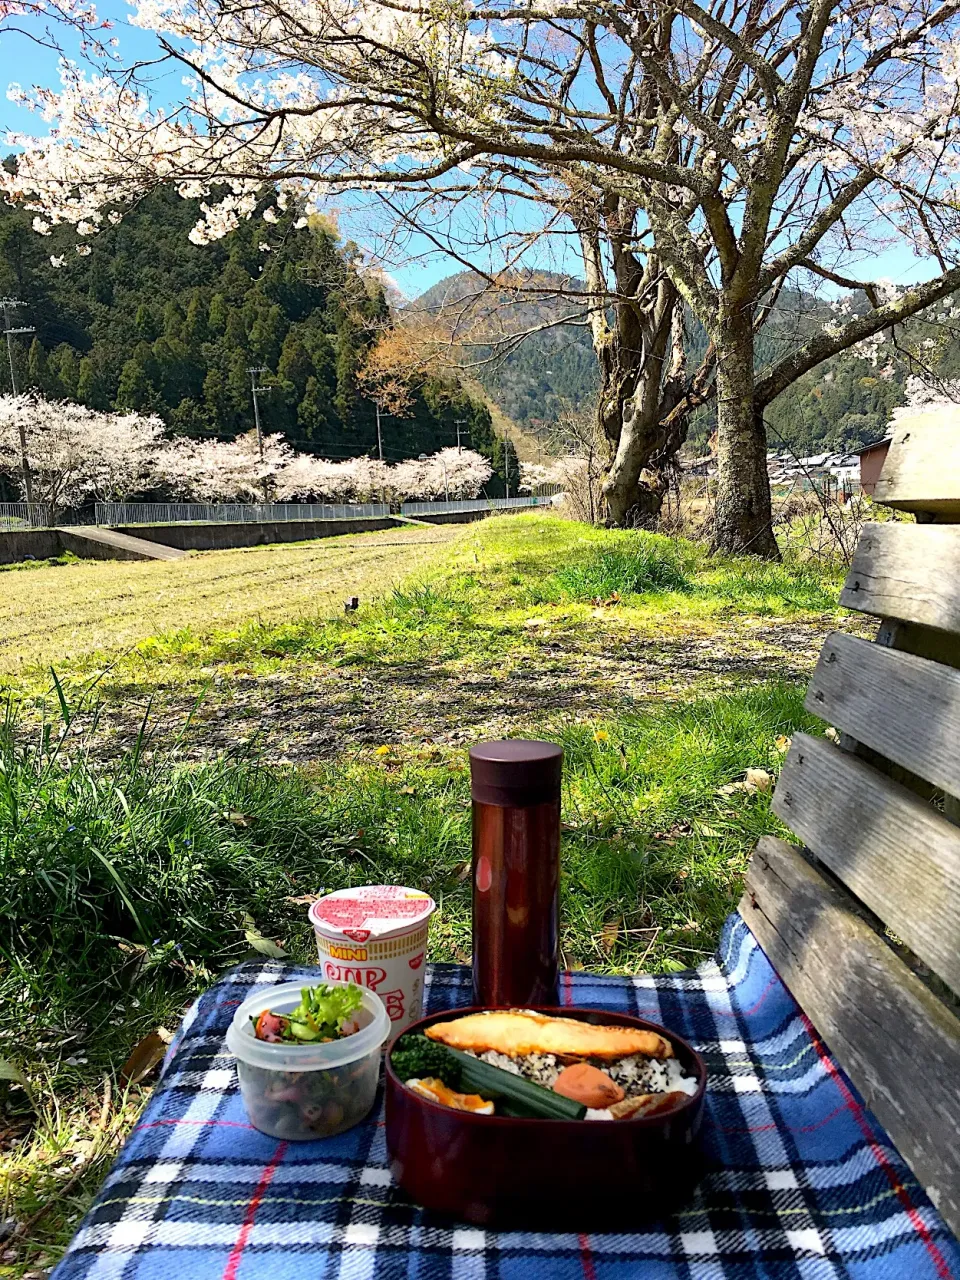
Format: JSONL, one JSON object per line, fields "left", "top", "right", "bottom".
{"left": 0, "top": 174, "right": 505, "bottom": 480}
{"left": 412, "top": 271, "right": 598, "bottom": 436}
{"left": 414, "top": 270, "right": 943, "bottom": 456}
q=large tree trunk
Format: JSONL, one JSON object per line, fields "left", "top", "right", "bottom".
{"left": 577, "top": 212, "right": 687, "bottom": 527}
{"left": 712, "top": 318, "right": 779, "bottom": 558}
{"left": 602, "top": 388, "right": 671, "bottom": 526}
{"left": 582, "top": 255, "right": 687, "bottom": 526}
{"left": 599, "top": 292, "right": 690, "bottom": 526}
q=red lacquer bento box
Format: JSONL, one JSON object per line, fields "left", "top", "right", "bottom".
{"left": 384, "top": 1004, "right": 708, "bottom": 1227}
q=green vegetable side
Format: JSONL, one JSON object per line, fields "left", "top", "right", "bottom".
{"left": 252, "top": 983, "right": 364, "bottom": 1044}
{"left": 391, "top": 1035, "right": 459, "bottom": 1086}
{"left": 390, "top": 1034, "right": 586, "bottom": 1120}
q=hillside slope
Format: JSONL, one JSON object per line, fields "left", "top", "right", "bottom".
{"left": 0, "top": 177, "right": 496, "bottom": 473}
{"left": 413, "top": 269, "right": 941, "bottom": 454}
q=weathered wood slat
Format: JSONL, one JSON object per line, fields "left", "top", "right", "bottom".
{"left": 873, "top": 411, "right": 960, "bottom": 515}
{"left": 772, "top": 733, "right": 960, "bottom": 996}
{"left": 740, "top": 836, "right": 960, "bottom": 1237}
{"left": 840, "top": 522, "right": 960, "bottom": 632}
{"left": 871, "top": 617, "right": 960, "bottom": 823}
{"left": 806, "top": 631, "right": 960, "bottom": 801}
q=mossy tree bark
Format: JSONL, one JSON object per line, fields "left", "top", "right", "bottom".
{"left": 712, "top": 314, "right": 778, "bottom": 557}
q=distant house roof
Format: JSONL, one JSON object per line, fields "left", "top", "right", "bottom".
{"left": 857, "top": 436, "right": 893, "bottom": 457}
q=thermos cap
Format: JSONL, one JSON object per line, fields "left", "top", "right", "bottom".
{"left": 469, "top": 739, "right": 563, "bottom": 807}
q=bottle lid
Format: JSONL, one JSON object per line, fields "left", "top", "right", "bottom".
{"left": 469, "top": 740, "right": 563, "bottom": 806}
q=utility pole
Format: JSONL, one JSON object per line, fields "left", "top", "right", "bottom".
{"left": 504, "top": 437, "right": 511, "bottom": 501}
{"left": 453, "top": 417, "right": 468, "bottom": 453}
{"left": 375, "top": 402, "right": 384, "bottom": 461}
{"left": 419, "top": 451, "right": 448, "bottom": 501}
{"left": 1, "top": 297, "right": 37, "bottom": 505}
{"left": 247, "top": 367, "right": 274, "bottom": 502}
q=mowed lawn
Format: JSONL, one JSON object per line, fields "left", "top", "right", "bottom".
{"left": 0, "top": 524, "right": 458, "bottom": 675}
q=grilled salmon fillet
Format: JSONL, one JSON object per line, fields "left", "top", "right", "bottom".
{"left": 424, "top": 1010, "right": 673, "bottom": 1060}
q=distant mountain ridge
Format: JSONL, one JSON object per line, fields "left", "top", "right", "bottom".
{"left": 410, "top": 270, "right": 599, "bottom": 437}
{"left": 413, "top": 269, "right": 932, "bottom": 455}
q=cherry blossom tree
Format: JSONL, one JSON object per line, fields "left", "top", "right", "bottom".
{"left": 0, "top": 393, "right": 163, "bottom": 508}
{"left": 0, "top": 391, "right": 494, "bottom": 509}
{"left": 273, "top": 454, "right": 358, "bottom": 502}
{"left": 899, "top": 373, "right": 960, "bottom": 408}
{"left": 154, "top": 431, "right": 293, "bottom": 501}
{"left": 409, "top": 447, "right": 493, "bottom": 500}
{"left": 274, "top": 448, "right": 491, "bottom": 502}
{"left": 273, "top": 454, "right": 392, "bottom": 502}
{"left": 0, "top": 0, "right": 107, "bottom": 54}
{"left": 9, "top": 0, "right": 960, "bottom": 550}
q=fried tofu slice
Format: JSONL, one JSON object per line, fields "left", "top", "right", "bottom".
{"left": 609, "top": 1091, "right": 687, "bottom": 1119}
{"left": 424, "top": 1010, "right": 673, "bottom": 1060}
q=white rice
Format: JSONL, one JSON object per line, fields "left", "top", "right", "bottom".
{"left": 602, "top": 1053, "right": 699, "bottom": 1098}
{"left": 473, "top": 1048, "right": 697, "bottom": 1099}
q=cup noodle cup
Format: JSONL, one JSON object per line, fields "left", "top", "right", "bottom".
{"left": 309, "top": 886, "right": 436, "bottom": 1031}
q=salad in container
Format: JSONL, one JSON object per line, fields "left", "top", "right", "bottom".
{"left": 226, "top": 979, "right": 389, "bottom": 1140}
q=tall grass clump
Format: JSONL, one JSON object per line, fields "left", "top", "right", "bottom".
{"left": 0, "top": 706, "right": 388, "bottom": 1057}
{"left": 535, "top": 531, "right": 700, "bottom": 602}
{"left": 697, "top": 554, "right": 842, "bottom": 614}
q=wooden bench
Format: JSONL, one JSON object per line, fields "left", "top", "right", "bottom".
{"left": 740, "top": 408, "right": 960, "bottom": 1237}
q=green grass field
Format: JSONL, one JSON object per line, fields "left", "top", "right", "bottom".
{"left": 0, "top": 514, "right": 854, "bottom": 1274}
{"left": 0, "top": 524, "right": 458, "bottom": 677}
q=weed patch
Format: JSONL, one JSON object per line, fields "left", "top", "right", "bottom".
{"left": 536, "top": 534, "right": 699, "bottom": 601}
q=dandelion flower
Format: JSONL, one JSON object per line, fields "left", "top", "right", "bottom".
{"left": 375, "top": 745, "right": 392, "bottom": 756}
{"left": 593, "top": 730, "right": 609, "bottom": 743}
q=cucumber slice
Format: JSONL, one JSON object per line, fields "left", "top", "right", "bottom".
{"left": 449, "top": 1048, "right": 586, "bottom": 1120}
{"left": 288, "top": 1021, "right": 322, "bottom": 1041}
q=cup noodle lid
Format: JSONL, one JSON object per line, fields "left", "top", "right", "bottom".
{"left": 309, "top": 885, "right": 436, "bottom": 944}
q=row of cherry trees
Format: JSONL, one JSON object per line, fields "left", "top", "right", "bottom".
{"left": 0, "top": 395, "right": 492, "bottom": 508}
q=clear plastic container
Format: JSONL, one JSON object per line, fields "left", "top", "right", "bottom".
{"left": 225, "top": 981, "right": 390, "bottom": 1140}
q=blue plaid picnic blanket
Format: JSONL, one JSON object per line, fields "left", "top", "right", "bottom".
{"left": 53, "top": 913, "right": 960, "bottom": 1279}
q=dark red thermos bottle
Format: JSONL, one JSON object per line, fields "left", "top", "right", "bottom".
{"left": 469, "top": 740, "right": 562, "bottom": 1008}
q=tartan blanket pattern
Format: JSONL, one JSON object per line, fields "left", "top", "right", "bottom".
{"left": 52, "top": 913, "right": 960, "bottom": 1280}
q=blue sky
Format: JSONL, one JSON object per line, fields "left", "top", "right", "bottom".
{"left": 0, "top": 6, "right": 943, "bottom": 299}
{"left": 0, "top": 4, "right": 482, "bottom": 295}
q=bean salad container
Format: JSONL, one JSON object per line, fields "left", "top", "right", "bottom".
{"left": 226, "top": 980, "right": 390, "bottom": 1140}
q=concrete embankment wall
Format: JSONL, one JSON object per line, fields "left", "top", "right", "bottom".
{"left": 111, "top": 516, "right": 397, "bottom": 551}
{"left": 0, "top": 529, "right": 63, "bottom": 565}
{"left": 58, "top": 527, "right": 188, "bottom": 562}
{"left": 0, "top": 506, "right": 536, "bottom": 565}
{"left": 412, "top": 509, "right": 492, "bottom": 525}
{"left": 0, "top": 517, "right": 398, "bottom": 564}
